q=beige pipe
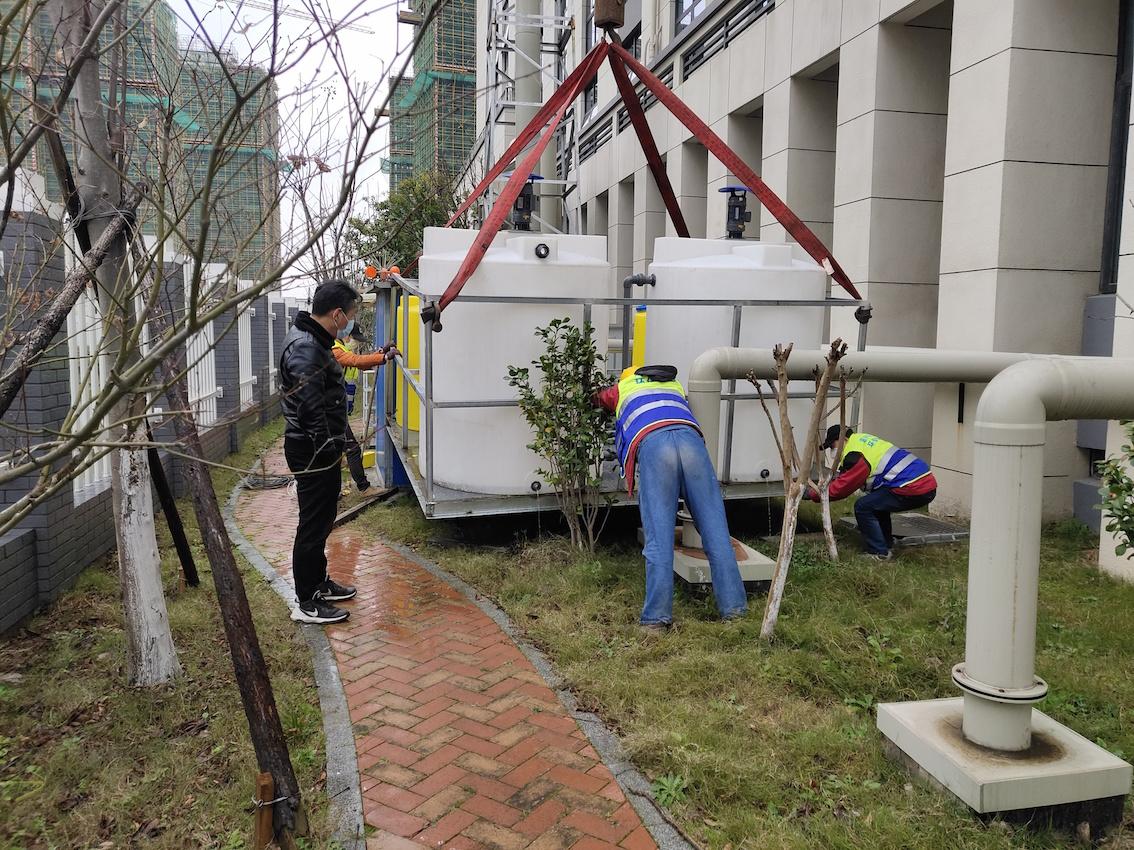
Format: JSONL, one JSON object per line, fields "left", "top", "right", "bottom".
{"left": 686, "top": 346, "right": 1134, "bottom": 753}
{"left": 686, "top": 346, "right": 1052, "bottom": 468}
{"left": 957, "top": 357, "right": 1134, "bottom": 750}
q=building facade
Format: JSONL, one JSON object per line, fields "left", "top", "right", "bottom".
{"left": 486, "top": 0, "right": 1134, "bottom": 572}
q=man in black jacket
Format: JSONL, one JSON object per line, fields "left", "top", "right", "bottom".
{"left": 279, "top": 280, "right": 361, "bottom": 624}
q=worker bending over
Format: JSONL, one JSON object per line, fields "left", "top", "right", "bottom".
{"left": 331, "top": 329, "right": 398, "bottom": 494}
{"left": 594, "top": 366, "right": 748, "bottom": 630}
{"left": 806, "top": 426, "right": 937, "bottom": 561}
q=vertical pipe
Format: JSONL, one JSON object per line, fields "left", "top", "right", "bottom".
{"left": 621, "top": 277, "right": 632, "bottom": 370}
{"left": 1100, "top": 0, "right": 1134, "bottom": 293}
{"left": 721, "top": 304, "right": 742, "bottom": 481}
{"left": 958, "top": 418, "right": 1047, "bottom": 750}
{"left": 374, "top": 283, "right": 390, "bottom": 485}
{"left": 401, "top": 288, "right": 410, "bottom": 451}
{"left": 424, "top": 320, "right": 436, "bottom": 509}
{"left": 850, "top": 305, "right": 870, "bottom": 426}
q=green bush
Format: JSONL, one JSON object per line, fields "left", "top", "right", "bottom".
{"left": 1097, "top": 420, "right": 1134, "bottom": 557}
{"left": 507, "top": 318, "right": 612, "bottom": 552}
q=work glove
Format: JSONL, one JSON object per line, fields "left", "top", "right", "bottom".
{"left": 381, "top": 341, "right": 400, "bottom": 359}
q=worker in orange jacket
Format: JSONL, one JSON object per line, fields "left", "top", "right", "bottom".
{"left": 332, "top": 329, "right": 398, "bottom": 493}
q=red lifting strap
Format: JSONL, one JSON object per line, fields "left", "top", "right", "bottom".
{"left": 434, "top": 43, "right": 609, "bottom": 313}
{"left": 608, "top": 52, "right": 688, "bottom": 238}
{"left": 609, "top": 42, "right": 861, "bottom": 300}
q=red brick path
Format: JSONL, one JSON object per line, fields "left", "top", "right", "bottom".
{"left": 235, "top": 446, "right": 657, "bottom": 850}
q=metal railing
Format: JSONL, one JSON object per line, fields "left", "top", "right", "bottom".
{"left": 372, "top": 272, "right": 870, "bottom": 516}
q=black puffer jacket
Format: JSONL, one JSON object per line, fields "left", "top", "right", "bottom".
{"left": 279, "top": 312, "right": 348, "bottom": 454}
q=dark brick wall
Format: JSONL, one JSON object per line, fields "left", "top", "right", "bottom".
{"left": 1, "top": 227, "right": 283, "bottom": 632}
{"left": 0, "top": 529, "right": 38, "bottom": 633}
{"left": 211, "top": 303, "right": 240, "bottom": 449}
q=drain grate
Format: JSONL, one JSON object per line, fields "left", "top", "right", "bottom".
{"left": 839, "top": 512, "right": 968, "bottom": 547}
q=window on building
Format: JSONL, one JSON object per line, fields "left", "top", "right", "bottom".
{"left": 585, "top": 0, "right": 598, "bottom": 51}
{"left": 623, "top": 23, "right": 642, "bottom": 59}
{"left": 584, "top": 79, "right": 598, "bottom": 114}
{"left": 675, "top": 0, "right": 707, "bottom": 34}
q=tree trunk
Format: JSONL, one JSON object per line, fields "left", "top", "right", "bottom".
{"left": 757, "top": 340, "right": 847, "bottom": 639}
{"left": 150, "top": 298, "right": 304, "bottom": 844}
{"left": 58, "top": 0, "right": 179, "bottom": 685}
{"left": 115, "top": 397, "right": 182, "bottom": 684}
{"left": 762, "top": 483, "right": 804, "bottom": 639}
{"left": 819, "top": 486, "right": 838, "bottom": 562}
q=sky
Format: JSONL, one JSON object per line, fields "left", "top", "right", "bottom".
{"left": 164, "top": 0, "right": 409, "bottom": 295}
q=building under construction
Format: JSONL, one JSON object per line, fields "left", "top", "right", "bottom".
{"left": 384, "top": 0, "right": 475, "bottom": 190}
{"left": 6, "top": 0, "right": 280, "bottom": 279}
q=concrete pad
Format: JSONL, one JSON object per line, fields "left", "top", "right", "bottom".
{"left": 878, "top": 697, "right": 1132, "bottom": 814}
{"left": 637, "top": 527, "right": 775, "bottom": 584}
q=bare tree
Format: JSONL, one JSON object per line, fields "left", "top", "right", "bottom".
{"left": 748, "top": 339, "right": 848, "bottom": 639}
{"left": 0, "top": 0, "right": 449, "bottom": 841}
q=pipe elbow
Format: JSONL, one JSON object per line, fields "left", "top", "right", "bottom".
{"left": 687, "top": 347, "right": 735, "bottom": 392}
{"left": 974, "top": 359, "right": 1069, "bottom": 447}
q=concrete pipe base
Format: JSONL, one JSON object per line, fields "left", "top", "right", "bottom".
{"left": 878, "top": 698, "right": 1131, "bottom": 819}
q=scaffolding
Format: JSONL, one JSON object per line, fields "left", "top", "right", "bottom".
{"left": 386, "top": 0, "right": 476, "bottom": 189}
{"left": 383, "top": 75, "right": 417, "bottom": 190}
{"left": 478, "top": 0, "right": 577, "bottom": 226}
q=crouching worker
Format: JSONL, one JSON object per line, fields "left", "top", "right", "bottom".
{"left": 593, "top": 366, "right": 747, "bottom": 630}
{"left": 805, "top": 426, "right": 937, "bottom": 561}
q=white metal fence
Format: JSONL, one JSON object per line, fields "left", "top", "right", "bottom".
{"left": 237, "top": 278, "right": 255, "bottom": 409}
{"left": 267, "top": 294, "right": 282, "bottom": 394}
{"left": 186, "top": 266, "right": 222, "bottom": 426}
{"left": 67, "top": 287, "right": 112, "bottom": 504}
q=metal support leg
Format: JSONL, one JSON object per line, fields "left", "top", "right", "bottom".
{"left": 850, "top": 304, "right": 872, "bottom": 427}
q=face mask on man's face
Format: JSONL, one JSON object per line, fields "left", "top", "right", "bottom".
{"left": 336, "top": 314, "right": 355, "bottom": 340}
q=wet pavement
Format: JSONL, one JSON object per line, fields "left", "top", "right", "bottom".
{"left": 235, "top": 444, "right": 657, "bottom": 850}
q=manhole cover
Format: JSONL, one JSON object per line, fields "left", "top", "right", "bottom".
{"left": 839, "top": 512, "right": 968, "bottom": 547}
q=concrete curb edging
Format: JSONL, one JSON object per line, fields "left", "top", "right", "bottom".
{"left": 381, "top": 538, "right": 697, "bottom": 850}
{"left": 224, "top": 485, "right": 366, "bottom": 850}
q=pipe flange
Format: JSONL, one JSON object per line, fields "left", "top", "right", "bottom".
{"left": 951, "top": 663, "right": 1048, "bottom": 705}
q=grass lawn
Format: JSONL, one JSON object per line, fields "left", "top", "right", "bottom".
{"left": 0, "top": 420, "right": 338, "bottom": 850}
{"left": 360, "top": 495, "right": 1134, "bottom": 849}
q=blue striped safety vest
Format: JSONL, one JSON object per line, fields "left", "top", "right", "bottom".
{"left": 614, "top": 373, "right": 701, "bottom": 486}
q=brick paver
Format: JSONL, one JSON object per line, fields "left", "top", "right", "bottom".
{"left": 235, "top": 445, "right": 657, "bottom": 850}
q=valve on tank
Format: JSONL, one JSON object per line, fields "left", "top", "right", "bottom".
{"left": 509, "top": 173, "right": 544, "bottom": 231}
{"left": 719, "top": 186, "right": 751, "bottom": 239}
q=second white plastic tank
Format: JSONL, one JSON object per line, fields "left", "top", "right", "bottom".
{"left": 417, "top": 227, "right": 611, "bottom": 495}
{"left": 644, "top": 237, "right": 827, "bottom": 483}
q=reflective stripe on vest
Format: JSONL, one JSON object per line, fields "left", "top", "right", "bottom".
{"left": 333, "top": 340, "right": 359, "bottom": 383}
{"left": 614, "top": 375, "right": 700, "bottom": 471}
{"left": 840, "top": 432, "right": 930, "bottom": 492}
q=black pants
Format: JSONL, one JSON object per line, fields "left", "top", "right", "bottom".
{"left": 343, "top": 422, "right": 369, "bottom": 490}
{"left": 284, "top": 437, "right": 341, "bottom": 602}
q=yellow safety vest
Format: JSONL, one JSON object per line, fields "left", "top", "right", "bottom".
{"left": 333, "top": 340, "right": 359, "bottom": 383}
{"left": 840, "top": 432, "right": 930, "bottom": 492}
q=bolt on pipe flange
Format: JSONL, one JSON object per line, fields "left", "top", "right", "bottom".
{"left": 952, "top": 663, "right": 1049, "bottom": 705}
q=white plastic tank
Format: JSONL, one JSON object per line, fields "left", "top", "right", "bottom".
{"left": 644, "top": 237, "right": 827, "bottom": 483}
{"left": 417, "top": 227, "right": 611, "bottom": 494}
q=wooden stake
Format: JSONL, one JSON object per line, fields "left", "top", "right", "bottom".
{"left": 254, "top": 772, "right": 274, "bottom": 849}
{"left": 146, "top": 424, "right": 199, "bottom": 586}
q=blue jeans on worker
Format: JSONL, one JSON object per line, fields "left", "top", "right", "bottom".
{"left": 635, "top": 425, "right": 748, "bottom": 625}
{"left": 854, "top": 487, "right": 937, "bottom": 555}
